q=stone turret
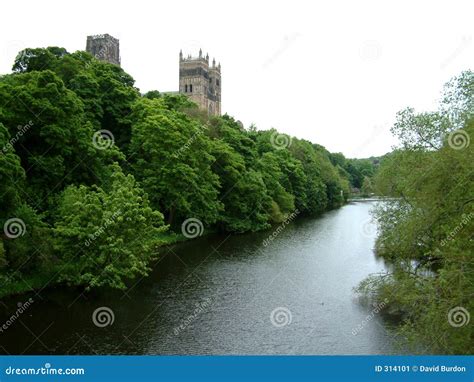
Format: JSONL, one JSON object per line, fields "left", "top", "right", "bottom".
{"left": 179, "top": 50, "right": 221, "bottom": 116}
{"left": 86, "top": 34, "right": 120, "bottom": 66}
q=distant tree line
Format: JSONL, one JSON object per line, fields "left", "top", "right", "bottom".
{"left": 328, "top": 153, "right": 381, "bottom": 196}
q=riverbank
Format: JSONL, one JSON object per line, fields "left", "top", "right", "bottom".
{"left": 0, "top": 202, "right": 349, "bottom": 300}
{"left": 0, "top": 201, "right": 396, "bottom": 355}
{"left": 0, "top": 232, "right": 187, "bottom": 299}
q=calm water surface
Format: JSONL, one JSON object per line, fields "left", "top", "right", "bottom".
{"left": 0, "top": 201, "right": 402, "bottom": 354}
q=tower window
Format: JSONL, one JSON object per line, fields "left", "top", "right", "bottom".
{"left": 216, "top": 79, "right": 220, "bottom": 86}
{"left": 185, "top": 84, "right": 188, "bottom": 92}
{"left": 189, "top": 84, "right": 193, "bottom": 92}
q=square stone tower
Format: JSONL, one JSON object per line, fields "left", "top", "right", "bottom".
{"left": 179, "top": 49, "right": 221, "bottom": 116}
{"left": 86, "top": 34, "right": 121, "bottom": 66}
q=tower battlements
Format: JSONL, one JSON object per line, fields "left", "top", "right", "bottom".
{"left": 86, "top": 34, "right": 121, "bottom": 66}
{"left": 84, "top": 35, "right": 222, "bottom": 114}
{"left": 179, "top": 49, "right": 221, "bottom": 116}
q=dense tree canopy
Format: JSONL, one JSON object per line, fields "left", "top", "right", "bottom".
{"left": 0, "top": 46, "right": 363, "bottom": 296}
{"left": 2, "top": 46, "right": 471, "bottom": 356}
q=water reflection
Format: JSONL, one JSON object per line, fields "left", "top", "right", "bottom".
{"left": 0, "top": 201, "right": 401, "bottom": 354}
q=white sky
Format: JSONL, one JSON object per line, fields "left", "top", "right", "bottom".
{"left": 1, "top": 0, "right": 472, "bottom": 158}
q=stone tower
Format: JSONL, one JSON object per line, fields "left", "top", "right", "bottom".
{"left": 86, "top": 34, "right": 120, "bottom": 66}
{"left": 179, "top": 49, "right": 221, "bottom": 116}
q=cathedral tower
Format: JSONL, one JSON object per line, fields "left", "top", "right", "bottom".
{"left": 86, "top": 34, "right": 121, "bottom": 66}
{"left": 179, "top": 49, "right": 221, "bottom": 116}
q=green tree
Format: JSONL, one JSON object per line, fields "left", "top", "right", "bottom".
{"left": 54, "top": 164, "right": 167, "bottom": 290}
{"left": 360, "top": 71, "right": 474, "bottom": 354}
{"left": 0, "top": 123, "right": 24, "bottom": 214}
{"left": 129, "top": 98, "right": 222, "bottom": 227}
{"left": 0, "top": 70, "right": 123, "bottom": 210}
{"left": 361, "top": 176, "right": 374, "bottom": 196}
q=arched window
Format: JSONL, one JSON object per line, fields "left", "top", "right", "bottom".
{"left": 185, "top": 84, "right": 188, "bottom": 92}
{"left": 190, "top": 84, "right": 193, "bottom": 93}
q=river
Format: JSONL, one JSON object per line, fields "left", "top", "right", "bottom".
{"left": 0, "top": 201, "right": 402, "bottom": 355}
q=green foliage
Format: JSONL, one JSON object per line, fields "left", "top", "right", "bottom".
{"left": 12, "top": 47, "right": 68, "bottom": 73}
{"left": 362, "top": 70, "right": 474, "bottom": 354}
{"left": 1, "top": 203, "right": 53, "bottom": 272}
{"left": 361, "top": 176, "right": 374, "bottom": 196}
{"left": 129, "top": 98, "right": 222, "bottom": 227}
{"left": 0, "top": 70, "right": 123, "bottom": 209}
{"left": 329, "top": 152, "right": 380, "bottom": 190}
{"left": 0, "top": 241, "right": 6, "bottom": 269}
{"left": 54, "top": 164, "right": 167, "bottom": 290}
{"left": 0, "top": 122, "right": 25, "bottom": 214}
{"left": 0, "top": 46, "right": 355, "bottom": 297}
{"left": 257, "top": 152, "right": 295, "bottom": 219}
{"left": 13, "top": 47, "right": 139, "bottom": 149}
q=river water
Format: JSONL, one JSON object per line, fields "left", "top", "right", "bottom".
{"left": 0, "top": 201, "right": 402, "bottom": 355}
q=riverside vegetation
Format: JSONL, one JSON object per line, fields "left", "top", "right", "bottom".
{"left": 0, "top": 47, "right": 375, "bottom": 297}
{"left": 1, "top": 47, "right": 471, "bottom": 355}
{"left": 357, "top": 70, "right": 474, "bottom": 354}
